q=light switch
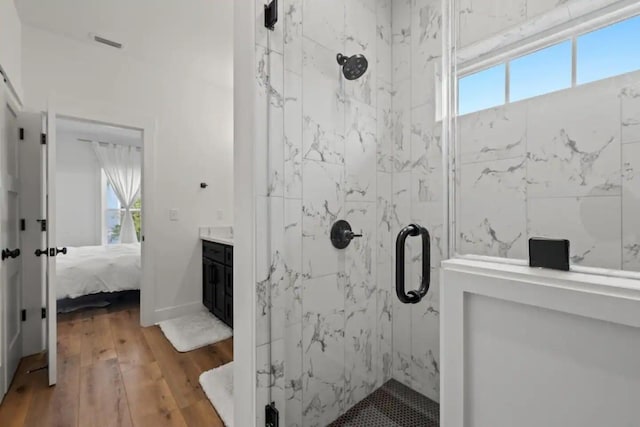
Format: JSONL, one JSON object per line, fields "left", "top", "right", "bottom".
{"left": 169, "top": 209, "right": 179, "bottom": 221}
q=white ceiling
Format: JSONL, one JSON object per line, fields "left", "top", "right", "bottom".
{"left": 58, "top": 117, "right": 143, "bottom": 147}
{"left": 15, "top": 0, "right": 234, "bottom": 87}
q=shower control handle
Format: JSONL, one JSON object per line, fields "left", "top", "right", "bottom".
{"left": 395, "top": 224, "right": 431, "bottom": 304}
{"left": 330, "top": 220, "right": 362, "bottom": 249}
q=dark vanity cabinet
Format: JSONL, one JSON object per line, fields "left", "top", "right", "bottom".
{"left": 202, "top": 240, "right": 233, "bottom": 327}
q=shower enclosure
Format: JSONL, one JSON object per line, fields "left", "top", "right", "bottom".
{"left": 238, "top": 0, "right": 640, "bottom": 425}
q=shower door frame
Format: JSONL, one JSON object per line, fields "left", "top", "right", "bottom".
{"left": 442, "top": 0, "right": 640, "bottom": 282}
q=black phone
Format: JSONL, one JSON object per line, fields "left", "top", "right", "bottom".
{"left": 529, "top": 238, "right": 570, "bottom": 271}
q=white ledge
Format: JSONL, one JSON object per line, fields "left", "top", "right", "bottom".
{"left": 442, "top": 258, "right": 640, "bottom": 300}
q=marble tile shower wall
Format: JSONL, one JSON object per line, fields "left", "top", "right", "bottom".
{"left": 253, "top": 1, "right": 397, "bottom": 426}
{"left": 457, "top": 70, "right": 640, "bottom": 272}
{"left": 390, "top": 0, "right": 443, "bottom": 403}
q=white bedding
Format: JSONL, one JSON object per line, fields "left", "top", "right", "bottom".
{"left": 56, "top": 243, "right": 141, "bottom": 300}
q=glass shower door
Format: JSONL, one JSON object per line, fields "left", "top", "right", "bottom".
{"left": 259, "top": 0, "right": 444, "bottom": 426}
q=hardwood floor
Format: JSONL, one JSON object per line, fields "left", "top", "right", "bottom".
{"left": 0, "top": 302, "right": 233, "bottom": 427}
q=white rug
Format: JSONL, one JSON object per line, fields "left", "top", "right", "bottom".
{"left": 158, "top": 309, "right": 232, "bottom": 352}
{"left": 200, "top": 362, "right": 234, "bottom": 427}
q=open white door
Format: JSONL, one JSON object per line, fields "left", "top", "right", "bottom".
{"left": 0, "top": 82, "right": 23, "bottom": 398}
{"left": 45, "top": 105, "right": 57, "bottom": 386}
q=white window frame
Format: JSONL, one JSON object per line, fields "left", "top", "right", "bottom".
{"left": 456, "top": 2, "right": 640, "bottom": 116}
{"left": 442, "top": 0, "right": 640, "bottom": 281}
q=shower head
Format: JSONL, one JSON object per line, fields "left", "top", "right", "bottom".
{"left": 337, "top": 53, "right": 368, "bottom": 80}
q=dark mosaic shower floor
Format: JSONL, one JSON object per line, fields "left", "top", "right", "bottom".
{"left": 329, "top": 379, "right": 440, "bottom": 427}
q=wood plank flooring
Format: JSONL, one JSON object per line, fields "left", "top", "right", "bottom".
{"left": 0, "top": 303, "right": 233, "bottom": 427}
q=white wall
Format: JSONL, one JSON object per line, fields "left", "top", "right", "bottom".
{"left": 55, "top": 135, "right": 101, "bottom": 247}
{"left": 0, "top": 0, "right": 23, "bottom": 101}
{"left": 21, "top": 25, "right": 234, "bottom": 321}
{"left": 442, "top": 259, "right": 640, "bottom": 427}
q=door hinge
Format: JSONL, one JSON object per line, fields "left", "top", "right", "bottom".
{"left": 19, "top": 128, "right": 24, "bottom": 140}
{"left": 41, "top": 308, "right": 47, "bottom": 319}
{"left": 264, "top": 0, "right": 278, "bottom": 31}
{"left": 21, "top": 309, "right": 26, "bottom": 322}
{"left": 265, "top": 402, "right": 279, "bottom": 427}
{"left": 41, "top": 133, "right": 47, "bottom": 145}
{"left": 37, "top": 219, "right": 47, "bottom": 232}
{"left": 20, "top": 219, "right": 26, "bottom": 231}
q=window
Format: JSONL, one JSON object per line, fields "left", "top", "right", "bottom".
{"left": 458, "top": 14, "right": 640, "bottom": 115}
{"left": 458, "top": 64, "right": 506, "bottom": 115}
{"left": 510, "top": 41, "right": 572, "bottom": 102}
{"left": 577, "top": 14, "right": 640, "bottom": 85}
{"left": 103, "top": 176, "right": 141, "bottom": 244}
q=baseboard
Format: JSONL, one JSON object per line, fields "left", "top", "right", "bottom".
{"left": 153, "top": 301, "right": 204, "bottom": 324}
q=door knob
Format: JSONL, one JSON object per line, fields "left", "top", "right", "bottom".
{"left": 35, "top": 248, "right": 48, "bottom": 257}
{"left": 55, "top": 247, "right": 68, "bottom": 256}
{"left": 2, "top": 248, "right": 21, "bottom": 260}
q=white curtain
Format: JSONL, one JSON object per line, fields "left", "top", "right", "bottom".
{"left": 92, "top": 142, "right": 142, "bottom": 244}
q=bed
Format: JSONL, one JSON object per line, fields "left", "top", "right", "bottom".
{"left": 56, "top": 243, "right": 142, "bottom": 300}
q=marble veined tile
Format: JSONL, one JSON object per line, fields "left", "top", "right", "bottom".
{"left": 528, "top": 196, "right": 622, "bottom": 270}
{"left": 527, "top": 84, "right": 621, "bottom": 198}
{"left": 344, "top": 298, "right": 379, "bottom": 409}
{"left": 284, "top": 70, "right": 303, "bottom": 199}
{"left": 303, "top": 0, "right": 345, "bottom": 53}
{"left": 302, "top": 274, "right": 345, "bottom": 426}
{"left": 411, "top": 0, "right": 442, "bottom": 108}
{"left": 284, "top": 0, "right": 303, "bottom": 74}
{"left": 302, "top": 160, "right": 345, "bottom": 278}
{"left": 377, "top": 81, "right": 394, "bottom": 173}
{"left": 457, "top": 0, "right": 527, "bottom": 47}
{"left": 459, "top": 157, "right": 527, "bottom": 259}
{"left": 411, "top": 105, "right": 442, "bottom": 203}
{"left": 284, "top": 322, "right": 303, "bottom": 427}
{"left": 345, "top": 100, "right": 377, "bottom": 202}
{"left": 621, "top": 83, "right": 640, "bottom": 144}
{"left": 284, "top": 199, "right": 303, "bottom": 326}
{"left": 622, "top": 143, "right": 640, "bottom": 272}
{"left": 255, "top": 46, "right": 284, "bottom": 197}
{"left": 527, "top": 0, "right": 568, "bottom": 18}
{"left": 376, "top": 0, "right": 392, "bottom": 84}
{"left": 256, "top": 197, "right": 286, "bottom": 346}
{"left": 345, "top": 201, "right": 377, "bottom": 306}
{"left": 377, "top": 172, "right": 393, "bottom": 265}
{"left": 391, "top": 0, "right": 411, "bottom": 84}
{"left": 256, "top": 341, "right": 285, "bottom": 427}
{"left": 458, "top": 102, "right": 526, "bottom": 165}
{"left": 392, "top": 79, "right": 412, "bottom": 172}
{"left": 410, "top": 273, "right": 440, "bottom": 402}
{"left": 345, "top": 0, "right": 377, "bottom": 107}
{"left": 302, "top": 38, "right": 345, "bottom": 165}
{"left": 376, "top": 268, "right": 393, "bottom": 386}
{"left": 526, "top": 0, "right": 570, "bottom": 19}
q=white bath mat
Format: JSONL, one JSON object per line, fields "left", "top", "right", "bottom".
{"left": 200, "top": 362, "right": 234, "bottom": 427}
{"left": 158, "top": 309, "right": 232, "bottom": 352}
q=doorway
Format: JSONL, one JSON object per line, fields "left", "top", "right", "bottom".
{"left": 45, "top": 114, "right": 149, "bottom": 386}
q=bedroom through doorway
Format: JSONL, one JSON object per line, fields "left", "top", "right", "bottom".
{"left": 53, "top": 117, "right": 144, "bottom": 318}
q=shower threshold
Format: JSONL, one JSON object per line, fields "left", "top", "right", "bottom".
{"left": 330, "top": 379, "right": 440, "bottom": 427}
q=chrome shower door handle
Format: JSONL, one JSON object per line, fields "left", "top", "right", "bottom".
{"left": 395, "top": 224, "right": 431, "bottom": 304}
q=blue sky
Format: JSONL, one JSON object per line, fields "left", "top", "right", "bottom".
{"left": 459, "top": 14, "right": 640, "bottom": 115}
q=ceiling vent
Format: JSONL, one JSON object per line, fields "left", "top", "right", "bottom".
{"left": 93, "top": 35, "right": 123, "bottom": 49}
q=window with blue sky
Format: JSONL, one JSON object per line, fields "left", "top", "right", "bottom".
{"left": 577, "top": 14, "right": 640, "bottom": 85}
{"left": 458, "top": 14, "right": 640, "bottom": 115}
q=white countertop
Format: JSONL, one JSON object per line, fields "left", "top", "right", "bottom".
{"left": 200, "top": 234, "right": 234, "bottom": 246}
{"left": 199, "top": 225, "right": 234, "bottom": 246}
